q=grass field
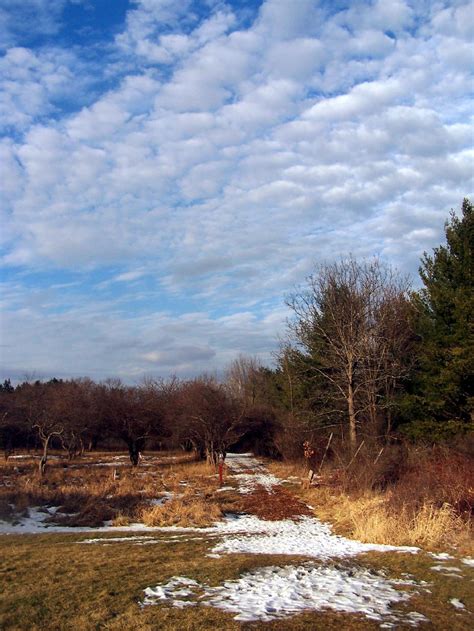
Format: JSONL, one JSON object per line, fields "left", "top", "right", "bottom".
{"left": 0, "top": 451, "right": 473, "bottom": 630}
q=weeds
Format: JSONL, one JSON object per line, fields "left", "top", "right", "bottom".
{"left": 270, "top": 443, "right": 474, "bottom": 553}
{"left": 0, "top": 452, "right": 221, "bottom": 528}
{"left": 141, "top": 490, "right": 222, "bottom": 527}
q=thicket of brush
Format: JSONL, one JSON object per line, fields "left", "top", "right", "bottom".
{"left": 271, "top": 441, "right": 474, "bottom": 552}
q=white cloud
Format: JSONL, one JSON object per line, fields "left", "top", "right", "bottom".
{"left": 0, "top": 0, "right": 473, "bottom": 380}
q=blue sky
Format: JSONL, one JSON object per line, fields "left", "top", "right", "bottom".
{"left": 0, "top": 0, "right": 473, "bottom": 382}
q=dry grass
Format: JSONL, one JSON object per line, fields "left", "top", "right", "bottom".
{"left": 305, "top": 487, "right": 471, "bottom": 550}
{"left": 269, "top": 447, "right": 474, "bottom": 553}
{"left": 1, "top": 517, "right": 473, "bottom": 630}
{"left": 0, "top": 451, "right": 221, "bottom": 528}
{"left": 1, "top": 450, "right": 474, "bottom": 630}
{"left": 141, "top": 492, "right": 222, "bottom": 527}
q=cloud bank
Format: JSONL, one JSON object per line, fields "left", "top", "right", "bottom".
{"left": 0, "top": 0, "right": 472, "bottom": 381}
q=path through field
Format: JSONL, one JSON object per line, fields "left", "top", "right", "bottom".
{"left": 141, "top": 453, "right": 431, "bottom": 626}
{"left": 1, "top": 452, "right": 473, "bottom": 629}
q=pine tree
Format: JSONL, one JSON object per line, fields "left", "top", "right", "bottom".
{"left": 410, "top": 199, "right": 473, "bottom": 437}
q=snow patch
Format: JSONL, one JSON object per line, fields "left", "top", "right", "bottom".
{"left": 149, "top": 492, "right": 174, "bottom": 506}
{"left": 212, "top": 514, "right": 419, "bottom": 560}
{"left": 225, "top": 453, "right": 281, "bottom": 494}
{"left": 461, "top": 557, "right": 474, "bottom": 567}
{"left": 450, "top": 598, "right": 465, "bottom": 610}
{"left": 143, "top": 577, "right": 200, "bottom": 609}
{"left": 429, "top": 552, "right": 454, "bottom": 561}
{"left": 142, "top": 564, "right": 427, "bottom": 625}
{"left": 430, "top": 565, "right": 462, "bottom": 573}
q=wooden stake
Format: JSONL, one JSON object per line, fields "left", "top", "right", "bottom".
{"left": 373, "top": 447, "right": 384, "bottom": 465}
{"left": 346, "top": 439, "right": 365, "bottom": 469}
{"left": 317, "top": 432, "right": 334, "bottom": 475}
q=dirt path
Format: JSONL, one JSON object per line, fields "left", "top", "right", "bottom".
{"left": 224, "top": 452, "right": 314, "bottom": 520}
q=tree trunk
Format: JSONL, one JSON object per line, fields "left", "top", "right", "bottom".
{"left": 128, "top": 441, "right": 141, "bottom": 466}
{"left": 39, "top": 436, "right": 50, "bottom": 476}
{"left": 205, "top": 442, "right": 219, "bottom": 466}
{"left": 347, "top": 381, "right": 357, "bottom": 454}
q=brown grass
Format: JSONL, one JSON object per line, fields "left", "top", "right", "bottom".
{"left": 304, "top": 487, "right": 471, "bottom": 550}
{"left": 269, "top": 446, "right": 474, "bottom": 553}
{"left": 0, "top": 452, "right": 220, "bottom": 528}
{"left": 141, "top": 495, "right": 222, "bottom": 527}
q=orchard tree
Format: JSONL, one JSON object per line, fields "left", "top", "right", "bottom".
{"left": 99, "top": 379, "right": 166, "bottom": 465}
{"left": 15, "top": 380, "right": 64, "bottom": 475}
{"left": 174, "top": 377, "right": 247, "bottom": 465}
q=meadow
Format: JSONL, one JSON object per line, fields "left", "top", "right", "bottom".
{"left": 0, "top": 449, "right": 473, "bottom": 630}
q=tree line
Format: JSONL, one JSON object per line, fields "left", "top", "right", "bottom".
{"left": 1, "top": 200, "right": 472, "bottom": 470}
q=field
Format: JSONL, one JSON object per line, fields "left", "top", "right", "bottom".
{"left": 0, "top": 451, "right": 473, "bottom": 630}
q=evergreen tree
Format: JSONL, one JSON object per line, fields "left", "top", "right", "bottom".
{"left": 408, "top": 198, "right": 473, "bottom": 438}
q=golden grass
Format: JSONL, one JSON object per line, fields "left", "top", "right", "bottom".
{"left": 0, "top": 531, "right": 390, "bottom": 631}
{"left": 311, "top": 488, "right": 470, "bottom": 549}
{"left": 1, "top": 529, "right": 473, "bottom": 630}
{"left": 141, "top": 495, "right": 222, "bottom": 527}
{"left": 269, "top": 459, "right": 473, "bottom": 553}
{"left": 1, "top": 451, "right": 474, "bottom": 630}
{"left": 0, "top": 451, "right": 220, "bottom": 528}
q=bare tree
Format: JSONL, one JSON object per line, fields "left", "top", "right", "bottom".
{"left": 174, "top": 377, "right": 247, "bottom": 465}
{"left": 15, "top": 381, "right": 64, "bottom": 475}
{"left": 286, "top": 257, "right": 414, "bottom": 451}
{"left": 225, "top": 355, "right": 262, "bottom": 404}
{"left": 99, "top": 379, "right": 166, "bottom": 465}
{"left": 34, "top": 420, "right": 63, "bottom": 476}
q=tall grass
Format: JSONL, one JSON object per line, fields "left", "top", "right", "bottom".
{"left": 272, "top": 443, "right": 474, "bottom": 552}
{"left": 0, "top": 452, "right": 220, "bottom": 527}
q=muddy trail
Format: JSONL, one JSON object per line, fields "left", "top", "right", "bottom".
{"left": 224, "top": 452, "right": 313, "bottom": 520}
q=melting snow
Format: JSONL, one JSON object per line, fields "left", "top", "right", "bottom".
{"left": 139, "top": 453, "right": 425, "bottom": 625}
{"left": 450, "top": 598, "right": 466, "bottom": 610}
{"left": 211, "top": 514, "right": 419, "bottom": 559}
{"left": 142, "top": 564, "right": 426, "bottom": 625}
{"left": 1, "top": 451, "right": 455, "bottom": 627}
{"left": 461, "top": 557, "right": 474, "bottom": 567}
{"left": 225, "top": 453, "right": 281, "bottom": 494}
{"left": 429, "top": 552, "right": 454, "bottom": 561}
{"left": 149, "top": 492, "right": 174, "bottom": 506}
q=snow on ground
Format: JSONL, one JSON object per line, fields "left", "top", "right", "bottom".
{"left": 430, "top": 564, "right": 463, "bottom": 578}
{"left": 210, "top": 514, "right": 418, "bottom": 559}
{"left": 138, "top": 453, "right": 428, "bottom": 626}
{"left": 225, "top": 453, "right": 281, "bottom": 494}
{"left": 142, "top": 564, "right": 429, "bottom": 626}
{"left": 149, "top": 492, "right": 174, "bottom": 506}
{"left": 3, "top": 452, "right": 466, "bottom": 626}
{"left": 450, "top": 598, "right": 466, "bottom": 610}
{"left": 429, "top": 552, "right": 454, "bottom": 561}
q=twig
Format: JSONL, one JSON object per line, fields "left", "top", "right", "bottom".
{"left": 317, "top": 432, "right": 334, "bottom": 475}
{"left": 346, "top": 440, "right": 365, "bottom": 469}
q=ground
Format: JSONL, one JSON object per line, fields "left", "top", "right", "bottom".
{"left": 0, "top": 451, "right": 473, "bottom": 630}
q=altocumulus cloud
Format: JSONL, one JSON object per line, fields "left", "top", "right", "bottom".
{"left": 0, "top": 0, "right": 472, "bottom": 381}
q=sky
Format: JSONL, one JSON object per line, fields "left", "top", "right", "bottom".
{"left": 0, "top": 0, "right": 472, "bottom": 383}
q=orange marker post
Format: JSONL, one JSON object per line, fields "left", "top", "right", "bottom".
{"left": 218, "top": 455, "right": 224, "bottom": 485}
